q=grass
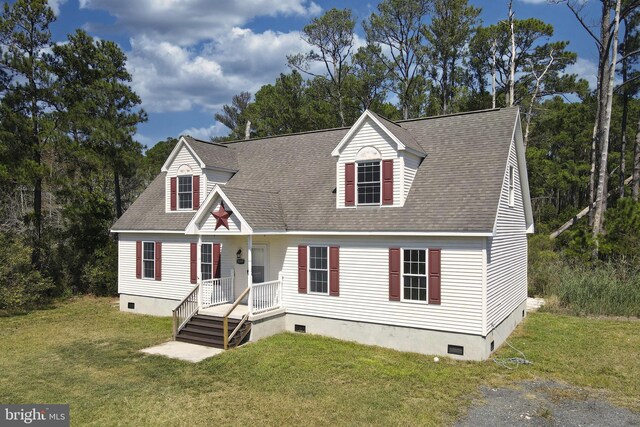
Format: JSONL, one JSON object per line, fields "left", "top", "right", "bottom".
{"left": 0, "top": 297, "right": 638, "bottom": 426}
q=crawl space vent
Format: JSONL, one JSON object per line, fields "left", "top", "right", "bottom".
{"left": 294, "top": 324, "right": 306, "bottom": 333}
{"left": 447, "top": 345, "right": 464, "bottom": 356}
{"left": 127, "top": 302, "right": 135, "bottom": 310}
{"left": 490, "top": 341, "right": 495, "bottom": 352}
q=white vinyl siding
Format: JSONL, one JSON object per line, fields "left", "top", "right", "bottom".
{"left": 165, "top": 144, "right": 204, "bottom": 212}
{"left": 402, "top": 152, "right": 422, "bottom": 203}
{"left": 486, "top": 139, "right": 528, "bottom": 332}
{"left": 199, "top": 200, "right": 243, "bottom": 233}
{"left": 205, "top": 168, "right": 234, "bottom": 194}
{"left": 336, "top": 118, "right": 402, "bottom": 209}
{"left": 277, "top": 235, "right": 484, "bottom": 335}
{"left": 118, "top": 234, "right": 237, "bottom": 301}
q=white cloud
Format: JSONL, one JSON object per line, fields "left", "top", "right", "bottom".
{"left": 127, "top": 28, "right": 325, "bottom": 113}
{"left": 47, "top": 0, "right": 67, "bottom": 15}
{"left": 565, "top": 57, "right": 598, "bottom": 89}
{"left": 180, "top": 122, "right": 229, "bottom": 140}
{"left": 79, "top": 0, "right": 321, "bottom": 45}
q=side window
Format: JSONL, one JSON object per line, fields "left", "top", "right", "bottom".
{"left": 403, "top": 249, "right": 426, "bottom": 301}
{"left": 143, "top": 242, "right": 155, "bottom": 279}
{"left": 508, "top": 166, "right": 515, "bottom": 207}
{"left": 309, "top": 246, "right": 328, "bottom": 294}
{"left": 201, "top": 243, "right": 212, "bottom": 281}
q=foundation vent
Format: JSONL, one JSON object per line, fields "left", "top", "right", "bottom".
{"left": 490, "top": 341, "right": 495, "bottom": 352}
{"left": 127, "top": 302, "right": 135, "bottom": 310}
{"left": 294, "top": 324, "right": 306, "bottom": 333}
{"left": 447, "top": 345, "right": 464, "bottom": 356}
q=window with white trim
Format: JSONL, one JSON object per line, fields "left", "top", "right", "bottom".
{"left": 508, "top": 166, "right": 515, "bottom": 207}
{"left": 143, "top": 242, "right": 155, "bottom": 279}
{"left": 201, "top": 243, "right": 212, "bottom": 281}
{"left": 357, "top": 161, "right": 381, "bottom": 205}
{"left": 178, "top": 175, "right": 192, "bottom": 209}
{"left": 403, "top": 249, "right": 426, "bottom": 301}
{"left": 309, "top": 246, "right": 328, "bottom": 294}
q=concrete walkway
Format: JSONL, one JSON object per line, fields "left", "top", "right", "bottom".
{"left": 141, "top": 341, "right": 223, "bottom": 363}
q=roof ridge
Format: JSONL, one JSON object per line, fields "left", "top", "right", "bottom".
{"left": 219, "top": 125, "right": 350, "bottom": 145}
{"left": 182, "top": 135, "right": 234, "bottom": 149}
{"left": 397, "top": 107, "right": 508, "bottom": 124}
{"left": 368, "top": 110, "right": 403, "bottom": 128}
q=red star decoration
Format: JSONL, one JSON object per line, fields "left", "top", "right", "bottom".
{"left": 212, "top": 201, "right": 233, "bottom": 230}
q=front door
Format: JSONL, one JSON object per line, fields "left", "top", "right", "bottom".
{"left": 252, "top": 245, "right": 267, "bottom": 284}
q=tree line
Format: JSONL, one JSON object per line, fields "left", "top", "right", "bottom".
{"left": 0, "top": 0, "right": 638, "bottom": 310}
{"left": 216, "top": 0, "right": 639, "bottom": 260}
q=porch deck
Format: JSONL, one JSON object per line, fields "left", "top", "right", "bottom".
{"left": 199, "top": 303, "right": 249, "bottom": 320}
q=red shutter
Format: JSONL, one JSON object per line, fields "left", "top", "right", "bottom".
{"left": 193, "top": 175, "right": 200, "bottom": 209}
{"left": 190, "top": 242, "right": 197, "bottom": 284}
{"left": 170, "top": 177, "right": 177, "bottom": 211}
{"left": 136, "top": 241, "right": 142, "bottom": 279}
{"left": 382, "top": 159, "right": 394, "bottom": 205}
{"left": 345, "top": 163, "right": 355, "bottom": 206}
{"left": 329, "top": 246, "right": 339, "bottom": 296}
{"left": 213, "top": 243, "right": 221, "bottom": 279}
{"left": 389, "top": 248, "right": 400, "bottom": 301}
{"left": 155, "top": 242, "right": 162, "bottom": 281}
{"left": 428, "top": 249, "right": 441, "bottom": 304}
{"left": 298, "top": 245, "right": 307, "bottom": 293}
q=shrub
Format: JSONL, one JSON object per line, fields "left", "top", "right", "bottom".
{"left": 82, "top": 239, "right": 118, "bottom": 296}
{"left": 0, "top": 234, "right": 54, "bottom": 311}
{"left": 547, "top": 262, "right": 640, "bottom": 317}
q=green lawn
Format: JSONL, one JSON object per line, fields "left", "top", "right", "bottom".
{"left": 0, "top": 298, "right": 638, "bottom": 426}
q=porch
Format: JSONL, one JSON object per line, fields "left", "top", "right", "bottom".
{"left": 171, "top": 271, "right": 284, "bottom": 350}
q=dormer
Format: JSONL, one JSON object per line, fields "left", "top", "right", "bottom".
{"left": 161, "top": 136, "right": 237, "bottom": 213}
{"left": 332, "top": 110, "right": 426, "bottom": 208}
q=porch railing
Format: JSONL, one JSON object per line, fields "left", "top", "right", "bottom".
{"left": 201, "top": 271, "right": 235, "bottom": 307}
{"left": 172, "top": 284, "right": 199, "bottom": 339}
{"left": 249, "top": 272, "right": 283, "bottom": 315}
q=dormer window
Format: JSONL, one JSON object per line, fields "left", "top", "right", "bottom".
{"left": 357, "top": 161, "right": 381, "bottom": 205}
{"left": 178, "top": 176, "right": 193, "bottom": 209}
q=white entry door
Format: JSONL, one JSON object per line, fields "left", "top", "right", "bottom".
{"left": 252, "top": 245, "right": 267, "bottom": 284}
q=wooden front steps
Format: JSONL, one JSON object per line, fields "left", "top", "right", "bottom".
{"left": 175, "top": 313, "right": 252, "bottom": 349}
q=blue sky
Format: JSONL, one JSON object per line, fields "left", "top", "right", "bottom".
{"left": 46, "top": 0, "right": 602, "bottom": 148}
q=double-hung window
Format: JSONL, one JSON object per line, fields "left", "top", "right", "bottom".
{"left": 201, "top": 243, "right": 212, "bottom": 281}
{"left": 403, "top": 249, "right": 426, "bottom": 301}
{"left": 178, "top": 176, "right": 193, "bottom": 209}
{"left": 357, "top": 161, "right": 381, "bottom": 205}
{"left": 143, "top": 242, "right": 155, "bottom": 279}
{"left": 309, "top": 246, "right": 328, "bottom": 294}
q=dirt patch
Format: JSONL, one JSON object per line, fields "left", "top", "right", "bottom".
{"left": 456, "top": 380, "right": 640, "bottom": 427}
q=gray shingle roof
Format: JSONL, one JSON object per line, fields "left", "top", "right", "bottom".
{"left": 368, "top": 111, "right": 425, "bottom": 155}
{"left": 222, "top": 186, "right": 286, "bottom": 231}
{"left": 183, "top": 135, "right": 239, "bottom": 171}
{"left": 113, "top": 108, "right": 519, "bottom": 233}
{"left": 113, "top": 173, "right": 194, "bottom": 230}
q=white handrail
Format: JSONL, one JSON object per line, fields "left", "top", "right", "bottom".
{"left": 201, "top": 275, "right": 234, "bottom": 307}
{"left": 250, "top": 273, "right": 282, "bottom": 315}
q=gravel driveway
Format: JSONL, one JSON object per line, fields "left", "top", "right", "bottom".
{"left": 456, "top": 380, "right": 640, "bottom": 426}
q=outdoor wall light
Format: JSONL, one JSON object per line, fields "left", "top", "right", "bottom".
{"left": 236, "top": 249, "right": 245, "bottom": 264}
